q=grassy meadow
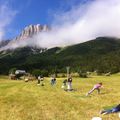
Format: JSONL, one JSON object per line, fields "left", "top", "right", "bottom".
{"left": 0, "top": 75, "right": 120, "bottom": 120}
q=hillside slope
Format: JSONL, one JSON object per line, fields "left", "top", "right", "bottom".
{"left": 0, "top": 37, "right": 120, "bottom": 74}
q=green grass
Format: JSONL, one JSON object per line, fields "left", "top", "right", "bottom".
{"left": 0, "top": 75, "right": 120, "bottom": 120}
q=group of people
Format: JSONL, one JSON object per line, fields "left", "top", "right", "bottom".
{"left": 61, "top": 77, "right": 73, "bottom": 91}
{"left": 37, "top": 75, "right": 103, "bottom": 94}
{"left": 37, "top": 75, "right": 120, "bottom": 115}
{"left": 37, "top": 74, "right": 103, "bottom": 93}
{"left": 37, "top": 75, "right": 73, "bottom": 91}
{"left": 87, "top": 82, "right": 120, "bottom": 115}
{"left": 50, "top": 75, "right": 73, "bottom": 91}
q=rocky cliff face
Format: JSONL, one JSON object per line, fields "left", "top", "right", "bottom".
{"left": 14, "top": 24, "right": 50, "bottom": 41}
{"left": 0, "top": 40, "right": 10, "bottom": 48}
{"left": 0, "top": 24, "right": 50, "bottom": 51}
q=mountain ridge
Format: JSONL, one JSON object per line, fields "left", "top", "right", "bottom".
{"left": 0, "top": 24, "right": 50, "bottom": 51}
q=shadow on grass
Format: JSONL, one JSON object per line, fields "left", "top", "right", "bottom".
{"left": 103, "top": 104, "right": 117, "bottom": 110}
{"left": 73, "top": 95, "right": 91, "bottom": 99}
{"left": 0, "top": 84, "right": 16, "bottom": 89}
{"left": 99, "top": 92, "right": 108, "bottom": 95}
{"left": 64, "top": 89, "right": 77, "bottom": 92}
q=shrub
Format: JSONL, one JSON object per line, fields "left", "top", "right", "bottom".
{"left": 32, "top": 69, "right": 49, "bottom": 78}
{"left": 78, "top": 72, "right": 88, "bottom": 78}
{"left": 9, "top": 68, "right": 17, "bottom": 74}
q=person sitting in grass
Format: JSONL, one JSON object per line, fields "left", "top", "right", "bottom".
{"left": 86, "top": 82, "right": 103, "bottom": 96}
{"left": 61, "top": 79, "right": 67, "bottom": 89}
{"left": 100, "top": 104, "right": 120, "bottom": 115}
{"left": 37, "top": 75, "right": 44, "bottom": 86}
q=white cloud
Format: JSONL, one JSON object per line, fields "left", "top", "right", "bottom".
{"left": 0, "top": 2, "right": 17, "bottom": 40}
{"left": 1, "top": 0, "right": 120, "bottom": 50}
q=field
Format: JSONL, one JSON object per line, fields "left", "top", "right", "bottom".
{"left": 0, "top": 75, "right": 120, "bottom": 120}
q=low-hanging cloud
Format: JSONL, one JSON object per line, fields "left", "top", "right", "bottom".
{"left": 1, "top": 0, "right": 120, "bottom": 50}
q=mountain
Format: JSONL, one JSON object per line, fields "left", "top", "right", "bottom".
{"left": 0, "top": 24, "right": 50, "bottom": 51}
{"left": 0, "top": 40, "right": 10, "bottom": 48}
{"left": 13, "top": 24, "right": 49, "bottom": 41}
{"left": 0, "top": 37, "right": 120, "bottom": 74}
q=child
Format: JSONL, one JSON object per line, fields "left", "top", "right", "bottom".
{"left": 67, "top": 77, "right": 72, "bottom": 91}
{"left": 37, "top": 75, "right": 41, "bottom": 85}
{"left": 61, "top": 79, "right": 67, "bottom": 89}
{"left": 37, "top": 75, "right": 44, "bottom": 86}
{"left": 86, "top": 82, "right": 103, "bottom": 96}
{"left": 40, "top": 76, "right": 44, "bottom": 86}
{"left": 50, "top": 77, "right": 56, "bottom": 86}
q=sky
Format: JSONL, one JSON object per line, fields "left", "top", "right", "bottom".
{"left": 0, "top": 0, "right": 87, "bottom": 40}
{"left": 1, "top": 0, "right": 120, "bottom": 50}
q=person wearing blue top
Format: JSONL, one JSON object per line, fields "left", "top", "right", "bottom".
{"left": 50, "top": 77, "right": 56, "bottom": 86}
{"left": 100, "top": 104, "right": 120, "bottom": 115}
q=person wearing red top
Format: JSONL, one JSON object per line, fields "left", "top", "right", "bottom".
{"left": 86, "top": 82, "right": 103, "bottom": 96}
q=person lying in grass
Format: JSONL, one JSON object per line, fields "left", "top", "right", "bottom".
{"left": 100, "top": 104, "right": 120, "bottom": 115}
{"left": 86, "top": 82, "right": 103, "bottom": 96}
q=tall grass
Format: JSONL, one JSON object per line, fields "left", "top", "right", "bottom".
{"left": 0, "top": 75, "right": 120, "bottom": 120}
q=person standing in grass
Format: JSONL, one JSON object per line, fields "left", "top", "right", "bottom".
{"left": 67, "top": 76, "right": 72, "bottom": 91}
{"left": 37, "top": 75, "right": 41, "bottom": 85}
{"left": 40, "top": 75, "right": 44, "bottom": 86}
{"left": 37, "top": 75, "right": 44, "bottom": 86}
{"left": 86, "top": 82, "right": 103, "bottom": 96}
{"left": 50, "top": 76, "right": 56, "bottom": 86}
